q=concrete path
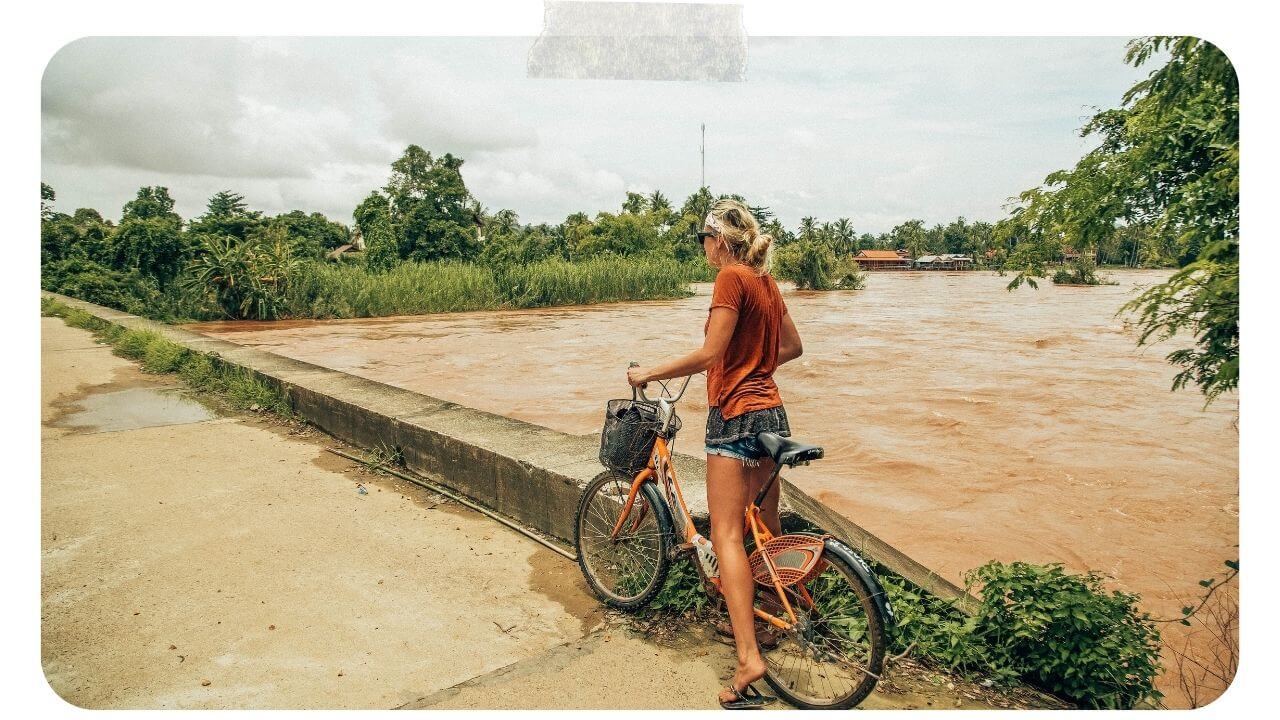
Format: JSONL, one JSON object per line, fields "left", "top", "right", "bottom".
{"left": 40, "top": 316, "right": 1020, "bottom": 710}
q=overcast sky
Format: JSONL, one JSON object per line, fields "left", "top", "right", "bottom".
{"left": 42, "top": 36, "right": 1150, "bottom": 233}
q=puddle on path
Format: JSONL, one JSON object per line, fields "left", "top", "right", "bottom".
{"left": 58, "top": 387, "right": 217, "bottom": 433}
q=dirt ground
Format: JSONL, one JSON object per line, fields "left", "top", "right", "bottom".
{"left": 40, "top": 315, "right": 1045, "bottom": 709}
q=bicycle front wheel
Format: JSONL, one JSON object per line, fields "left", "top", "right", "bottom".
{"left": 762, "top": 543, "right": 887, "bottom": 709}
{"left": 574, "top": 470, "right": 673, "bottom": 611}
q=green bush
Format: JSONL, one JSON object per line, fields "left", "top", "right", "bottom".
{"left": 496, "top": 255, "right": 693, "bottom": 308}
{"left": 41, "top": 258, "right": 161, "bottom": 317}
{"left": 178, "top": 352, "right": 220, "bottom": 391}
{"left": 220, "top": 366, "right": 291, "bottom": 414}
{"left": 288, "top": 260, "right": 504, "bottom": 317}
{"left": 43, "top": 299, "right": 294, "bottom": 419}
{"left": 285, "top": 255, "right": 694, "bottom": 319}
{"left": 772, "top": 241, "right": 863, "bottom": 290}
{"left": 967, "top": 561, "right": 1162, "bottom": 708}
{"left": 1051, "top": 257, "right": 1115, "bottom": 286}
{"left": 832, "top": 259, "right": 866, "bottom": 290}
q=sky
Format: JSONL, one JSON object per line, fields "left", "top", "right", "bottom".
{"left": 41, "top": 36, "right": 1151, "bottom": 234}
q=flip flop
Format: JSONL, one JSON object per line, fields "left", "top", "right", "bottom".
{"left": 719, "top": 683, "right": 776, "bottom": 710}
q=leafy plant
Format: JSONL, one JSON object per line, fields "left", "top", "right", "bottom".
{"left": 1051, "top": 256, "right": 1115, "bottom": 286}
{"left": 648, "top": 560, "right": 712, "bottom": 615}
{"left": 773, "top": 240, "right": 836, "bottom": 290}
{"left": 1121, "top": 238, "right": 1238, "bottom": 403}
{"left": 41, "top": 258, "right": 162, "bottom": 317}
{"left": 184, "top": 231, "right": 302, "bottom": 320}
{"left": 966, "top": 561, "right": 1162, "bottom": 709}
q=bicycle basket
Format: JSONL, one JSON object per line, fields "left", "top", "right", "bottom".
{"left": 598, "top": 399, "right": 682, "bottom": 476}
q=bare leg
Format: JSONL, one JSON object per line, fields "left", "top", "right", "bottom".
{"left": 707, "top": 454, "right": 768, "bottom": 704}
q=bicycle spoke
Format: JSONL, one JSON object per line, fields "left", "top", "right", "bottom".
{"left": 576, "top": 476, "right": 669, "bottom": 603}
{"left": 762, "top": 551, "right": 882, "bottom": 708}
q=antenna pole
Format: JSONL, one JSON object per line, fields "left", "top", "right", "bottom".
{"left": 700, "top": 122, "right": 706, "bottom": 189}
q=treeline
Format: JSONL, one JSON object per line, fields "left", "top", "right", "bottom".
{"left": 41, "top": 185, "right": 351, "bottom": 320}
{"left": 41, "top": 140, "right": 1176, "bottom": 322}
{"left": 38, "top": 144, "right": 863, "bottom": 320}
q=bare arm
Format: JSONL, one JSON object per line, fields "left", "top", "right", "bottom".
{"left": 778, "top": 311, "right": 803, "bottom": 365}
{"left": 627, "top": 307, "right": 737, "bottom": 386}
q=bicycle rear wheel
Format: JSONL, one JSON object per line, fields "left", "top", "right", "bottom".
{"left": 761, "top": 543, "right": 887, "bottom": 709}
{"left": 574, "top": 470, "right": 673, "bottom": 610}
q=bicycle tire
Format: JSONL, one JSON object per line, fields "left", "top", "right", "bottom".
{"left": 761, "top": 542, "right": 887, "bottom": 709}
{"left": 574, "top": 470, "right": 674, "bottom": 611}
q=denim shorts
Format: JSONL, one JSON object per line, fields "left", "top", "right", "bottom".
{"left": 704, "top": 434, "right": 772, "bottom": 466}
{"left": 704, "top": 405, "right": 790, "bottom": 467}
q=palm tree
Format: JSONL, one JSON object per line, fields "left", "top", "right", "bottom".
{"left": 831, "top": 218, "right": 855, "bottom": 255}
{"left": 491, "top": 209, "right": 521, "bottom": 237}
{"left": 799, "top": 216, "right": 818, "bottom": 243}
{"left": 648, "top": 190, "right": 670, "bottom": 215}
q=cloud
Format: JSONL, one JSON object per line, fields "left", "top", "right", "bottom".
{"left": 464, "top": 146, "right": 628, "bottom": 220}
{"left": 41, "top": 36, "right": 1150, "bottom": 231}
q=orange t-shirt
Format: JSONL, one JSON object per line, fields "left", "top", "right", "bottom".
{"left": 704, "top": 263, "right": 788, "bottom": 419}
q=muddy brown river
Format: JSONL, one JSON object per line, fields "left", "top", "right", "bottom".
{"left": 190, "top": 269, "right": 1237, "bottom": 700}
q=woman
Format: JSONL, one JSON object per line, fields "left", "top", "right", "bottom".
{"left": 627, "top": 199, "right": 803, "bottom": 709}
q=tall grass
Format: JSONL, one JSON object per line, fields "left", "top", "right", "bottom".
{"left": 288, "top": 260, "right": 504, "bottom": 318}
{"left": 286, "top": 255, "right": 697, "bottom": 318}
{"left": 496, "top": 255, "right": 695, "bottom": 308}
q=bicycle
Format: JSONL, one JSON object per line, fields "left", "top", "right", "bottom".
{"left": 574, "top": 368, "right": 894, "bottom": 709}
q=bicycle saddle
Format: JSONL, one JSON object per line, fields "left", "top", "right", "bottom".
{"left": 756, "top": 432, "right": 824, "bottom": 466}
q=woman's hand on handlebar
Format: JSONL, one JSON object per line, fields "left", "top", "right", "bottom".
{"left": 626, "top": 365, "right": 650, "bottom": 389}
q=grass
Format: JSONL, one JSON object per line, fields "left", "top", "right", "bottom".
{"left": 286, "top": 255, "right": 699, "bottom": 319}
{"left": 42, "top": 297, "right": 293, "bottom": 417}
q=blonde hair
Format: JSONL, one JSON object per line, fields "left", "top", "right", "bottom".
{"left": 706, "top": 199, "right": 773, "bottom": 275}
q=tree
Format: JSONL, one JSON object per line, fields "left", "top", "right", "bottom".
{"left": 354, "top": 191, "right": 398, "bottom": 272}
{"left": 122, "top": 186, "right": 179, "bottom": 222}
{"left": 111, "top": 186, "right": 187, "bottom": 286}
{"left": 647, "top": 190, "right": 673, "bottom": 229}
{"left": 378, "top": 145, "right": 479, "bottom": 262}
{"left": 889, "top": 219, "right": 928, "bottom": 258}
{"left": 621, "top": 192, "right": 648, "bottom": 215}
{"left": 1005, "top": 37, "right": 1238, "bottom": 403}
{"left": 41, "top": 183, "right": 55, "bottom": 222}
{"left": 561, "top": 212, "right": 593, "bottom": 261}
{"left": 269, "top": 210, "right": 350, "bottom": 259}
{"left": 189, "top": 190, "right": 263, "bottom": 242}
{"left": 489, "top": 209, "right": 521, "bottom": 238}
{"left": 798, "top": 216, "right": 818, "bottom": 244}
{"left": 577, "top": 211, "right": 660, "bottom": 257}
{"left": 830, "top": 218, "right": 856, "bottom": 255}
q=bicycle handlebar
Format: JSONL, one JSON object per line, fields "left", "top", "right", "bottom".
{"left": 629, "top": 361, "right": 694, "bottom": 404}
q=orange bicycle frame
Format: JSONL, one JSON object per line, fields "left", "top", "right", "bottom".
{"left": 608, "top": 435, "right": 814, "bottom": 630}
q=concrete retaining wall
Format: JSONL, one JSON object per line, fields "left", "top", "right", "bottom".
{"left": 43, "top": 292, "right": 975, "bottom": 611}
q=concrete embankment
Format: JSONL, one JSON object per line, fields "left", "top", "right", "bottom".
{"left": 43, "top": 292, "right": 974, "bottom": 609}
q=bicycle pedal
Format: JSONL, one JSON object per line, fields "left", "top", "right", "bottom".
{"left": 670, "top": 542, "right": 697, "bottom": 559}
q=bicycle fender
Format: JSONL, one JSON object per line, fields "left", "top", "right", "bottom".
{"left": 822, "top": 538, "right": 896, "bottom": 630}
